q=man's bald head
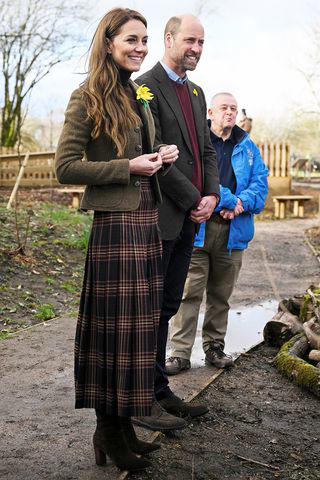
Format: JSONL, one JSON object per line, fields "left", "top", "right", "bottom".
{"left": 164, "top": 14, "right": 202, "bottom": 38}
{"left": 210, "top": 92, "right": 237, "bottom": 109}
{"left": 208, "top": 93, "right": 238, "bottom": 140}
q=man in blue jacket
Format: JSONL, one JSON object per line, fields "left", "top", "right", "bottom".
{"left": 166, "top": 92, "right": 269, "bottom": 373}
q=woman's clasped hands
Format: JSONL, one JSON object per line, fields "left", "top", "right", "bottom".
{"left": 129, "top": 144, "right": 178, "bottom": 176}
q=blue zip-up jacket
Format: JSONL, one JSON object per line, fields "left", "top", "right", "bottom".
{"left": 211, "top": 124, "right": 269, "bottom": 252}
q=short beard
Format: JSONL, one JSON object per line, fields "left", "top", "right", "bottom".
{"left": 174, "top": 53, "right": 199, "bottom": 73}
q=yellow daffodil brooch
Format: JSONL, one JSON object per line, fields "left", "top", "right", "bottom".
{"left": 136, "top": 84, "right": 154, "bottom": 108}
{"left": 193, "top": 88, "right": 198, "bottom": 96}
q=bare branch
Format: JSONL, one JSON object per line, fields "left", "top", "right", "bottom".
{"left": 0, "top": 0, "right": 89, "bottom": 146}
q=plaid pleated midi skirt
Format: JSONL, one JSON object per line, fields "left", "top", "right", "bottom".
{"left": 74, "top": 177, "right": 163, "bottom": 417}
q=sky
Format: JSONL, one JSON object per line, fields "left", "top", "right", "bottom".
{"left": 29, "top": 0, "right": 319, "bottom": 124}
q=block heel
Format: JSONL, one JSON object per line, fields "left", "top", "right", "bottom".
{"left": 93, "top": 444, "right": 106, "bottom": 466}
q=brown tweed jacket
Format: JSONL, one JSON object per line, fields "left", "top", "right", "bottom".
{"left": 55, "top": 81, "right": 165, "bottom": 211}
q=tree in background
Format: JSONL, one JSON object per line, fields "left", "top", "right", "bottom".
{"left": 0, "top": 0, "right": 88, "bottom": 148}
{"left": 298, "top": 22, "right": 320, "bottom": 118}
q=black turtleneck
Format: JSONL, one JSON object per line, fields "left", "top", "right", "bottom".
{"left": 119, "top": 68, "right": 131, "bottom": 87}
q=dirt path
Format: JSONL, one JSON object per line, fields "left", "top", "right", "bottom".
{"left": 231, "top": 217, "right": 319, "bottom": 307}
{"left": 134, "top": 343, "right": 320, "bottom": 480}
{"left": 0, "top": 218, "right": 319, "bottom": 480}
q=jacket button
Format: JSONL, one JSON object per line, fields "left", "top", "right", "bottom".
{"left": 188, "top": 160, "right": 193, "bottom": 165}
{"left": 134, "top": 126, "right": 140, "bottom": 133}
{"left": 135, "top": 145, "right": 142, "bottom": 152}
{"left": 134, "top": 180, "right": 140, "bottom": 187}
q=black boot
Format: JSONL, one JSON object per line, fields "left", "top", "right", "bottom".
{"left": 93, "top": 411, "right": 151, "bottom": 471}
{"left": 119, "top": 417, "right": 161, "bottom": 455}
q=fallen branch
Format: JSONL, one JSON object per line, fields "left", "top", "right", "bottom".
{"left": 263, "top": 310, "right": 304, "bottom": 347}
{"left": 273, "top": 333, "right": 320, "bottom": 398}
{"left": 232, "top": 452, "right": 280, "bottom": 471}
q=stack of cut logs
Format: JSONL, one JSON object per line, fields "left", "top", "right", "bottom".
{"left": 263, "top": 285, "right": 320, "bottom": 397}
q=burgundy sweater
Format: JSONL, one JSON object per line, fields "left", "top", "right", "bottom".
{"left": 171, "top": 80, "right": 202, "bottom": 203}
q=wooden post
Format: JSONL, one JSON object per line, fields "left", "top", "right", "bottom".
{"left": 269, "top": 143, "right": 275, "bottom": 177}
{"left": 293, "top": 200, "right": 299, "bottom": 217}
{"left": 298, "top": 204, "right": 304, "bottom": 218}
{"left": 279, "top": 201, "right": 285, "bottom": 219}
{"left": 7, "top": 152, "right": 30, "bottom": 209}
{"left": 281, "top": 143, "right": 287, "bottom": 177}
{"left": 274, "top": 199, "right": 280, "bottom": 218}
{"left": 72, "top": 192, "right": 80, "bottom": 209}
{"left": 275, "top": 143, "right": 280, "bottom": 177}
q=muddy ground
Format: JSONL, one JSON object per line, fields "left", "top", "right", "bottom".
{"left": 0, "top": 187, "right": 320, "bottom": 480}
{"left": 133, "top": 343, "right": 320, "bottom": 480}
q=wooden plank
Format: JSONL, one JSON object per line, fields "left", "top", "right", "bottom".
{"left": 269, "top": 143, "right": 275, "bottom": 177}
{"left": 274, "top": 143, "right": 281, "bottom": 177}
{"left": 57, "top": 188, "right": 84, "bottom": 193}
{"left": 281, "top": 143, "right": 287, "bottom": 177}
{"left": 263, "top": 142, "right": 269, "bottom": 169}
{"left": 272, "top": 195, "right": 313, "bottom": 200}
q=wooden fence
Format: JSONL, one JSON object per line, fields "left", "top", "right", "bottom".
{"left": 0, "top": 151, "right": 57, "bottom": 187}
{"left": 0, "top": 143, "right": 291, "bottom": 188}
{"left": 257, "top": 142, "right": 290, "bottom": 177}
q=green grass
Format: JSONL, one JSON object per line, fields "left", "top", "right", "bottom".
{"left": 61, "top": 282, "right": 78, "bottom": 294}
{"left": 0, "top": 330, "right": 13, "bottom": 340}
{"left": 54, "top": 224, "right": 91, "bottom": 251}
{"left": 37, "top": 204, "right": 92, "bottom": 228}
{"left": 0, "top": 202, "right": 90, "bottom": 332}
{"left": 35, "top": 303, "right": 56, "bottom": 320}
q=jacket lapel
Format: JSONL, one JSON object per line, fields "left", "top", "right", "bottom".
{"left": 153, "top": 63, "right": 193, "bottom": 155}
{"left": 188, "top": 82, "right": 204, "bottom": 155}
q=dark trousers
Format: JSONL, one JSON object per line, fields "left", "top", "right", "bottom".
{"left": 155, "top": 217, "right": 196, "bottom": 400}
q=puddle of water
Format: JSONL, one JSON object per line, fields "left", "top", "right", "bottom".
{"left": 167, "top": 300, "right": 278, "bottom": 368}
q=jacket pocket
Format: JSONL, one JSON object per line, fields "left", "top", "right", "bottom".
{"left": 239, "top": 212, "right": 254, "bottom": 243}
{"left": 83, "top": 184, "right": 124, "bottom": 208}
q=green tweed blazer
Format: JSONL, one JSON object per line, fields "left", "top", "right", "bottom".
{"left": 55, "top": 82, "right": 165, "bottom": 211}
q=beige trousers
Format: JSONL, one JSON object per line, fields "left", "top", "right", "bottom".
{"left": 170, "top": 220, "right": 243, "bottom": 360}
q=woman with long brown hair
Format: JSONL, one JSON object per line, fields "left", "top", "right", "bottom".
{"left": 55, "top": 7, "right": 178, "bottom": 472}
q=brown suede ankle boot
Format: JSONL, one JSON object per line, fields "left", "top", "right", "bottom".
{"left": 93, "top": 411, "right": 151, "bottom": 471}
{"left": 119, "top": 417, "right": 160, "bottom": 455}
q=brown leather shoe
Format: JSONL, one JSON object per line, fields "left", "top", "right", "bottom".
{"left": 159, "top": 393, "right": 209, "bottom": 418}
{"left": 132, "top": 400, "right": 187, "bottom": 431}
